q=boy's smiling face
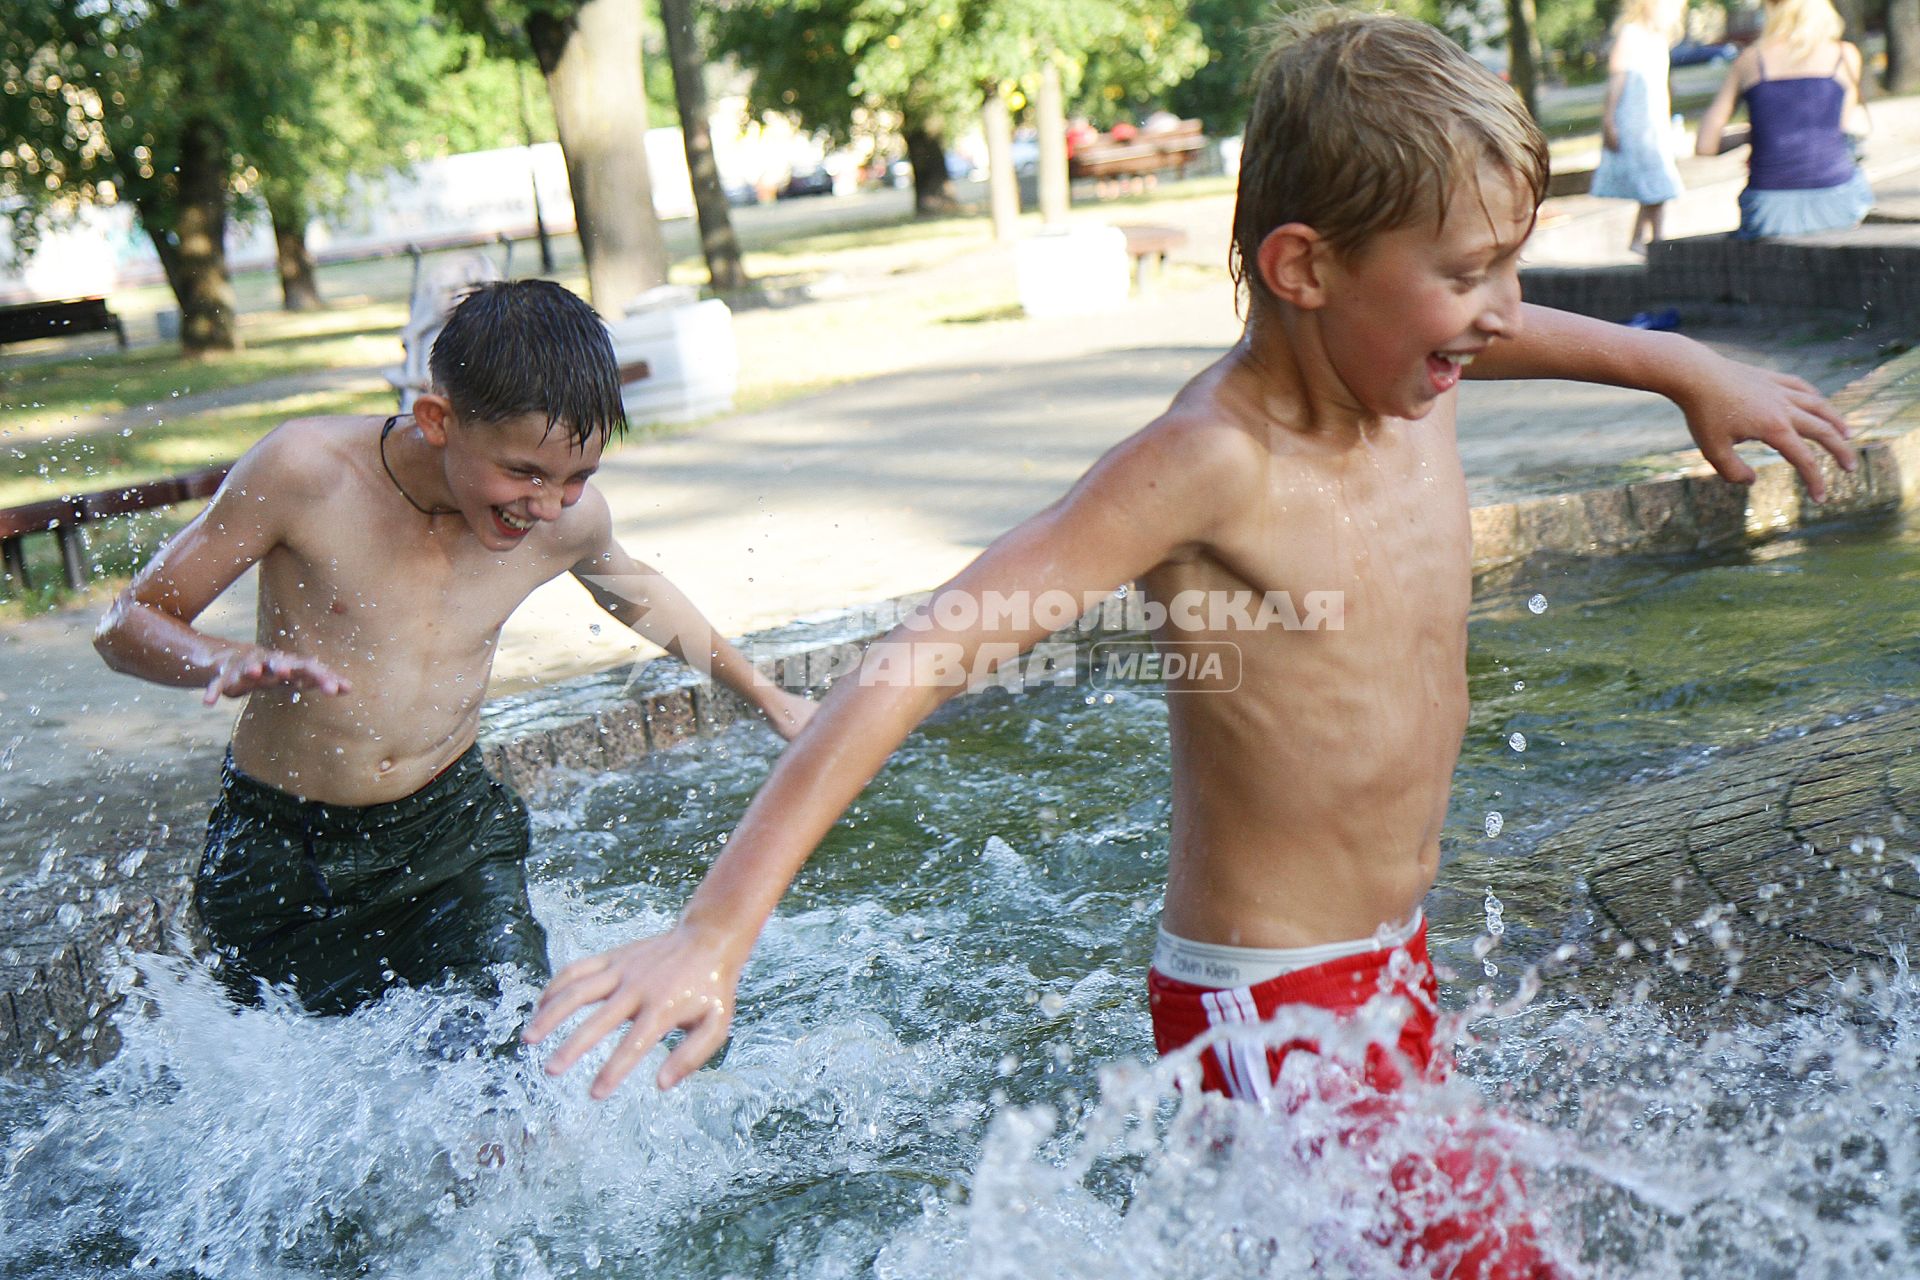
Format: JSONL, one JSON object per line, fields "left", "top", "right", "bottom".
{"left": 436, "top": 409, "right": 604, "bottom": 551}
{"left": 1311, "top": 160, "right": 1535, "bottom": 421}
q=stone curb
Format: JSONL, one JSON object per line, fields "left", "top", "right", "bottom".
{"left": 1469, "top": 344, "right": 1920, "bottom": 575}
{"left": 8, "top": 354, "right": 1920, "bottom": 1074}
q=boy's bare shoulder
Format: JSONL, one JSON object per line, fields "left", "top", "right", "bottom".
{"left": 227, "top": 415, "right": 378, "bottom": 507}
{"left": 1119, "top": 367, "right": 1283, "bottom": 496}
{"left": 553, "top": 480, "right": 616, "bottom": 559}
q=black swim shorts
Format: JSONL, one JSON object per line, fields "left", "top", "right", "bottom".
{"left": 194, "top": 745, "right": 551, "bottom": 1021}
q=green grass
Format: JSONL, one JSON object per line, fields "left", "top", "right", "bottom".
{"left": 0, "top": 384, "right": 394, "bottom": 509}
{"left": 1, "top": 305, "right": 407, "bottom": 442}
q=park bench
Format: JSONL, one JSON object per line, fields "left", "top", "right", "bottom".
{"left": 0, "top": 296, "right": 129, "bottom": 350}
{"left": 1069, "top": 122, "right": 1208, "bottom": 186}
{"left": 1118, "top": 224, "right": 1191, "bottom": 290}
{"left": 0, "top": 465, "right": 229, "bottom": 592}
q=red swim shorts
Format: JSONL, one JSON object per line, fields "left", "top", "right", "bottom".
{"left": 1148, "top": 921, "right": 1563, "bottom": 1279}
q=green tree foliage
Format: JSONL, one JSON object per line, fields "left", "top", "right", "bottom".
{"left": 712, "top": 0, "right": 1202, "bottom": 210}
{"left": 1165, "top": 0, "right": 1523, "bottom": 138}
{"left": 1164, "top": 0, "right": 1269, "bottom": 133}
{"left": 0, "top": 1, "right": 531, "bottom": 342}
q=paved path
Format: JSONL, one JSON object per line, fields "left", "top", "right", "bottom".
{"left": 4, "top": 117, "right": 1918, "bottom": 881}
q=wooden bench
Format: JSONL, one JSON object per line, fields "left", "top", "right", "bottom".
{"left": 1118, "top": 224, "right": 1190, "bottom": 290}
{"left": 0, "top": 296, "right": 128, "bottom": 350}
{"left": 1069, "top": 123, "right": 1208, "bottom": 188}
{"left": 1, "top": 465, "right": 229, "bottom": 592}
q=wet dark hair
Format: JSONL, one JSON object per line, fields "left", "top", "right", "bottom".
{"left": 429, "top": 279, "right": 628, "bottom": 449}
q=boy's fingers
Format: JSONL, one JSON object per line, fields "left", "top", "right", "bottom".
{"left": 1798, "top": 393, "right": 1852, "bottom": 438}
{"left": 525, "top": 966, "right": 617, "bottom": 1047}
{"left": 658, "top": 1014, "right": 729, "bottom": 1090}
{"left": 590, "top": 1007, "right": 673, "bottom": 1099}
{"left": 1798, "top": 413, "right": 1857, "bottom": 471}
{"left": 1767, "top": 430, "right": 1827, "bottom": 501}
{"left": 1699, "top": 441, "right": 1754, "bottom": 487}
{"left": 529, "top": 972, "right": 622, "bottom": 1049}
{"left": 543, "top": 981, "right": 647, "bottom": 1075}
{"left": 538, "top": 954, "right": 611, "bottom": 1009}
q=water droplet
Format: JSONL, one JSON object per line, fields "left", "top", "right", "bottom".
{"left": 1507, "top": 732, "right": 1527, "bottom": 752}
{"left": 1484, "top": 811, "right": 1504, "bottom": 838}
{"left": 1512, "top": 680, "right": 1525, "bottom": 692}
{"left": 1527, "top": 593, "right": 1548, "bottom": 614}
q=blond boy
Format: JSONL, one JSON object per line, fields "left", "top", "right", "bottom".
{"left": 527, "top": 15, "right": 1853, "bottom": 1272}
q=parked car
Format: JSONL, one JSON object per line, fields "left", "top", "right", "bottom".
{"left": 1670, "top": 39, "right": 1738, "bottom": 66}
{"left": 723, "top": 180, "right": 760, "bottom": 207}
{"left": 778, "top": 166, "right": 835, "bottom": 199}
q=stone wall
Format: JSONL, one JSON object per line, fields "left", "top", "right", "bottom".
{"left": 1522, "top": 227, "right": 1920, "bottom": 327}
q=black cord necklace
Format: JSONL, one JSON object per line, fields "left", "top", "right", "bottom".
{"left": 379, "top": 415, "right": 458, "bottom": 517}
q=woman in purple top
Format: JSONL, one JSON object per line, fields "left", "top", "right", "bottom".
{"left": 1696, "top": 0, "right": 1871, "bottom": 238}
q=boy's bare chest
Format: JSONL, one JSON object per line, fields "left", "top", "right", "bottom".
{"left": 1200, "top": 435, "right": 1471, "bottom": 623}
{"left": 259, "top": 516, "right": 558, "bottom": 655}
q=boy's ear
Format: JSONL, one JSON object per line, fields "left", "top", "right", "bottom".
{"left": 412, "top": 394, "right": 453, "bottom": 446}
{"left": 1256, "top": 223, "right": 1330, "bottom": 310}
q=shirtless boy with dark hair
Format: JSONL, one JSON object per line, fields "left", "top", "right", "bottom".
{"left": 96, "top": 279, "right": 812, "bottom": 1025}
{"left": 527, "top": 15, "right": 1854, "bottom": 1272}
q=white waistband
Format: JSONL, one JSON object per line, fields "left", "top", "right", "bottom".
{"left": 1152, "top": 909, "right": 1424, "bottom": 990}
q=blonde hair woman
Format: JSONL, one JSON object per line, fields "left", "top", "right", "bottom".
{"left": 1591, "top": 0, "right": 1688, "bottom": 254}
{"left": 1696, "top": 0, "right": 1872, "bottom": 237}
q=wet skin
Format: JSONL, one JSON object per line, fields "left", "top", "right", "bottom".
{"left": 96, "top": 402, "right": 812, "bottom": 806}
{"left": 527, "top": 163, "right": 1855, "bottom": 1097}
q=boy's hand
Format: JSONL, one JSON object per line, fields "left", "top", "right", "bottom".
{"left": 204, "top": 646, "right": 351, "bottom": 705}
{"left": 524, "top": 925, "right": 742, "bottom": 1097}
{"left": 767, "top": 689, "right": 816, "bottom": 741}
{"left": 1674, "top": 353, "right": 1856, "bottom": 502}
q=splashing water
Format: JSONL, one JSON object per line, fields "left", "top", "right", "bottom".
{"left": 8, "top": 515, "right": 1920, "bottom": 1276}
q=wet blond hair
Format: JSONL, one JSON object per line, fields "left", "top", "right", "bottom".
{"left": 1762, "top": 0, "right": 1845, "bottom": 51}
{"left": 1229, "top": 9, "right": 1549, "bottom": 302}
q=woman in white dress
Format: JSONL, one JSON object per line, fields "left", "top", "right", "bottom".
{"left": 1591, "top": 0, "right": 1688, "bottom": 254}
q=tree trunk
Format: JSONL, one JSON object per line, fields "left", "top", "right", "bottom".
{"left": 982, "top": 83, "right": 1019, "bottom": 242}
{"left": 142, "top": 119, "right": 241, "bottom": 355}
{"left": 517, "top": 59, "right": 556, "bottom": 273}
{"left": 903, "top": 116, "right": 959, "bottom": 217}
{"left": 659, "top": 0, "right": 748, "bottom": 293}
{"left": 1832, "top": 0, "right": 1869, "bottom": 47}
{"left": 1036, "top": 60, "right": 1069, "bottom": 225}
{"left": 1888, "top": 0, "right": 1920, "bottom": 92}
{"left": 526, "top": 0, "right": 669, "bottom": 319}
{"left": 268, "top": 194, "right": 324, "bottom": 312}
{"left": 1504, "top": 0, "right": 1543, "bottom": 121}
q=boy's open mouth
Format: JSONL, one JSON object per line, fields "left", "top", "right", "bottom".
{"left": 492, "top": 507, "right": 535, "bottom": 538}
{"left": 1426, "top": 350, "right": 1476, "bottom": 394}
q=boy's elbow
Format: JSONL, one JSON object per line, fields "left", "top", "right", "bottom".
{"left": 92, "top": 597, "right": 138, "bottom": 671}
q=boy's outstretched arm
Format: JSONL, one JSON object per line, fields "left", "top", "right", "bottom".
{"left": 527, "top": 418, "right": 1255, "bottom": 1098}
{"left": 95, "top": 426, "right": 349, "bottom": 704}
{"left": 569, "top": 493, "right": 812, "bottom": 740}
{"left": 1469, "top": 303, "right": 1856, "bottom": 500}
